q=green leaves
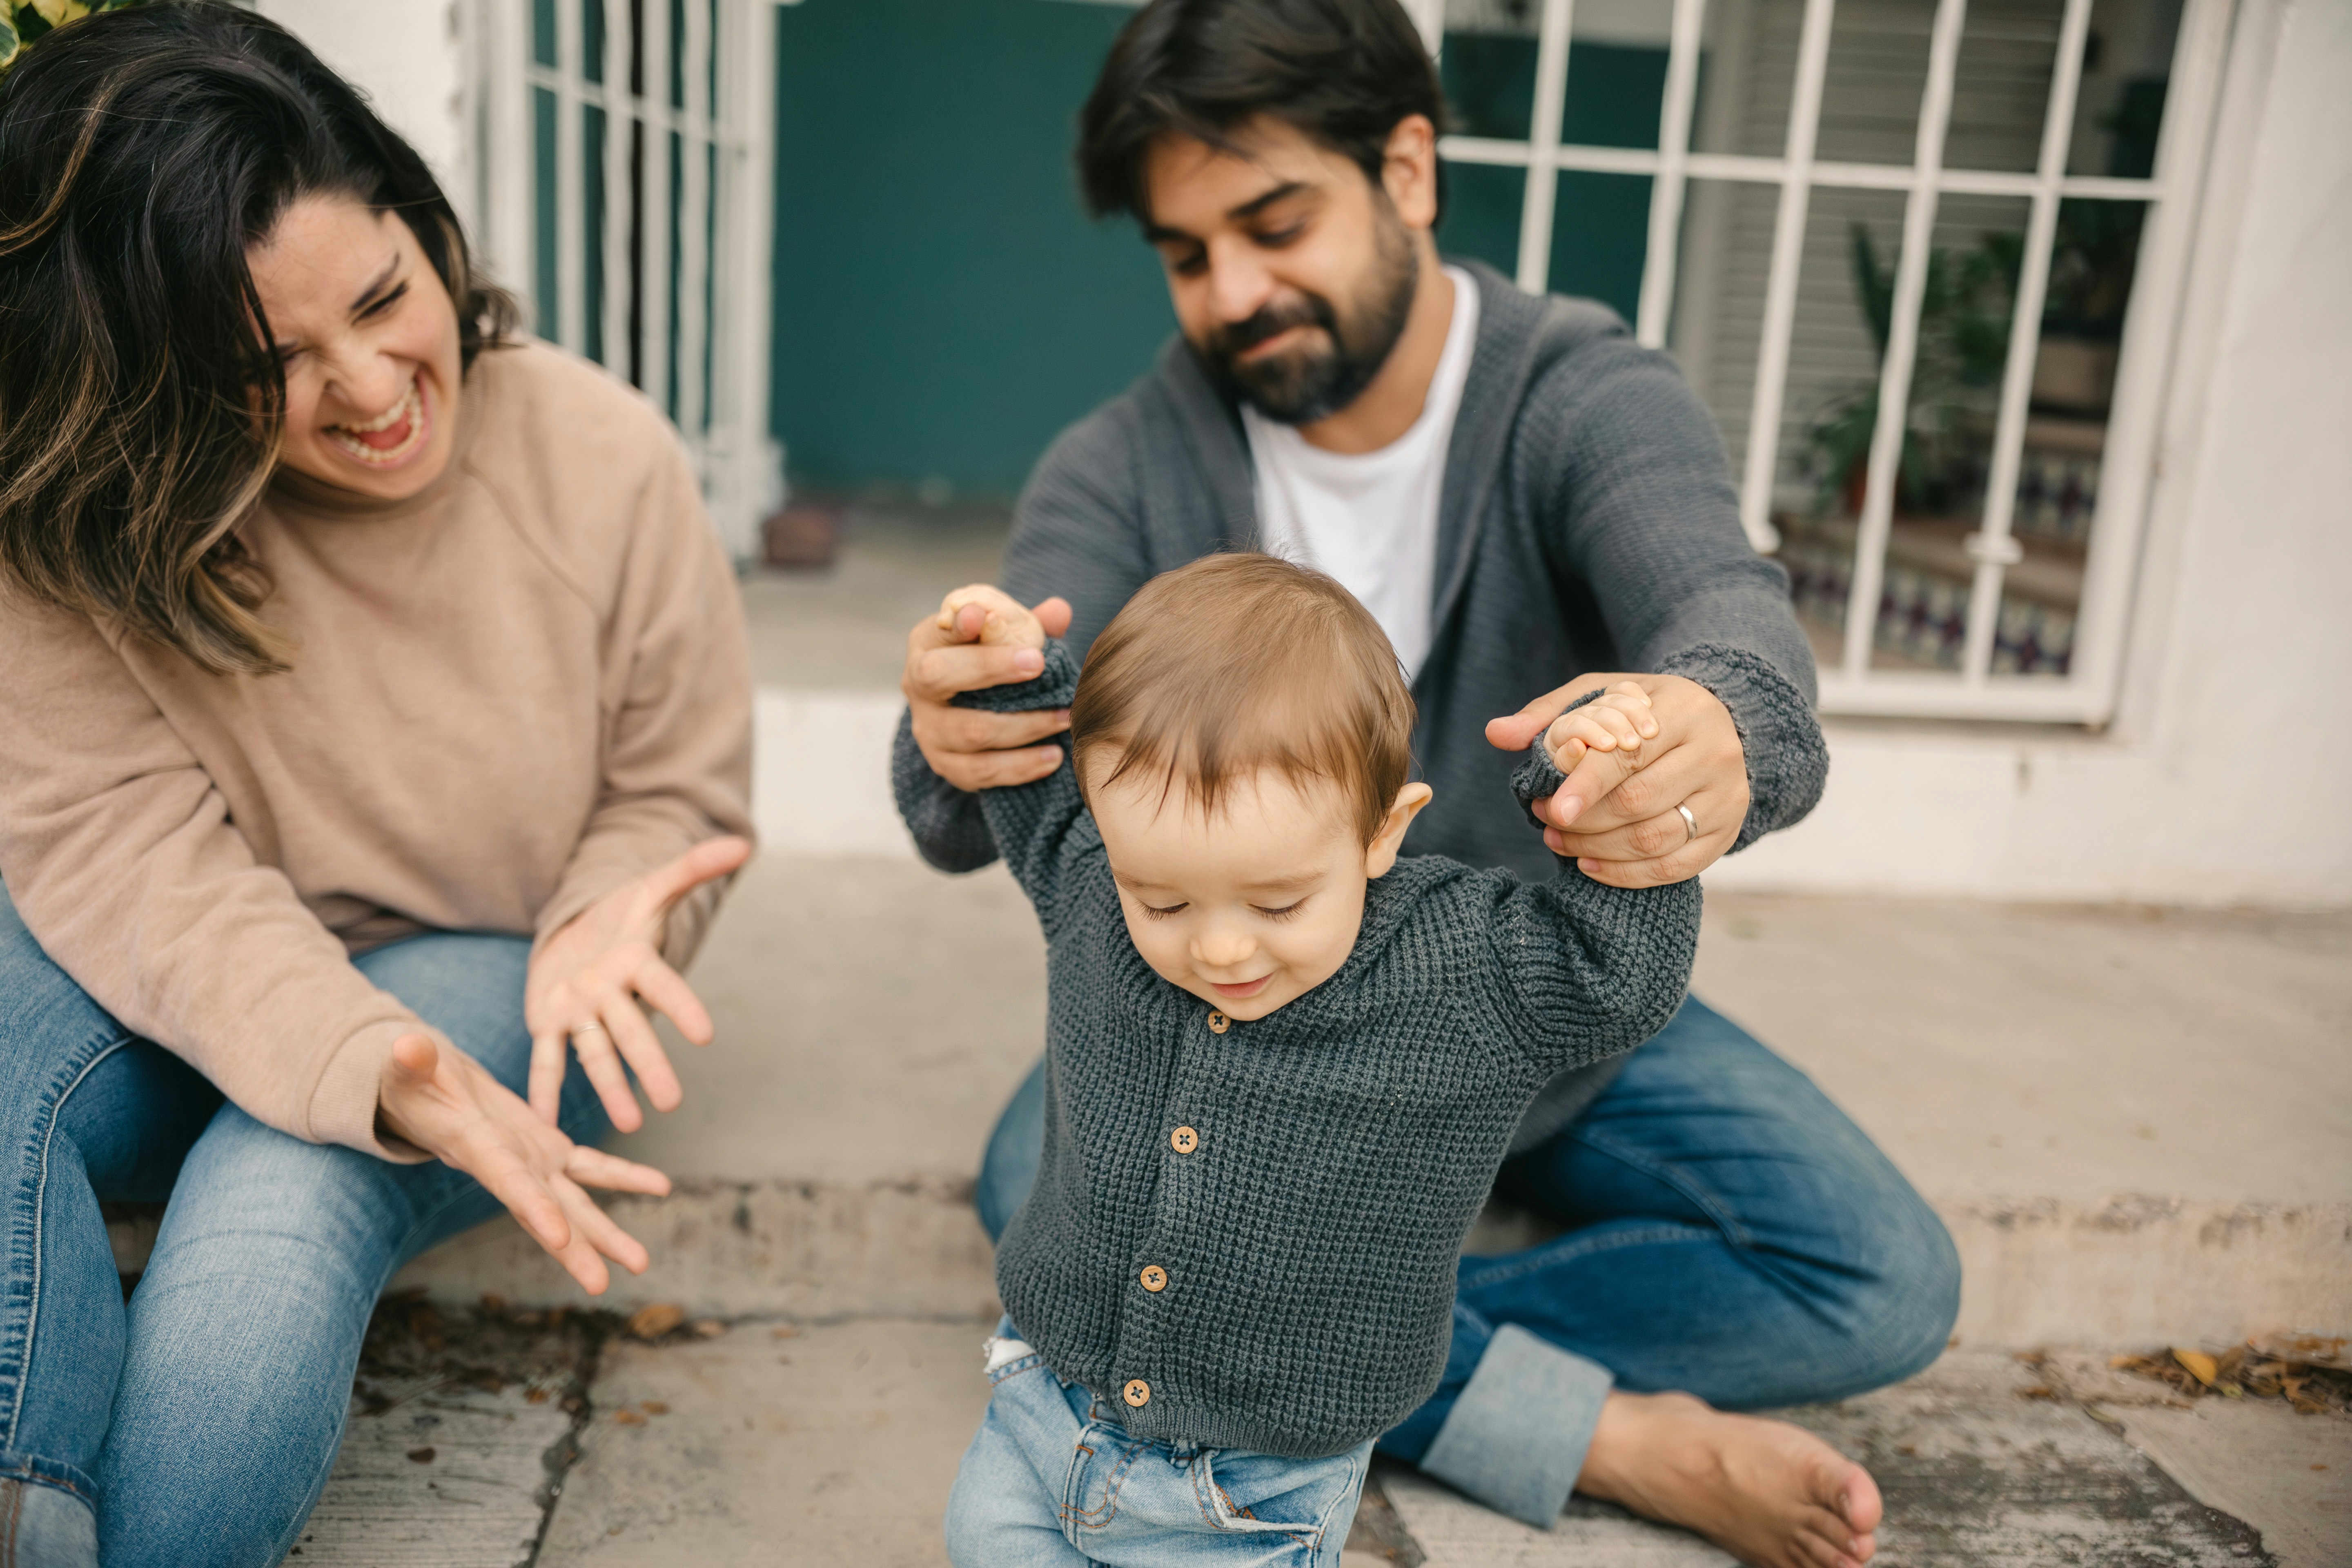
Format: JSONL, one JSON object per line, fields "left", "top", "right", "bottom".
{"left": 0, "top": 0, "right": 149, "bottom": 77}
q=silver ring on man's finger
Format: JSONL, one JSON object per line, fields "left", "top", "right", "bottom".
{"left": 1677, "top": 804, "right": 1699, "bottom": 844}
{"left": 572, "top": 1023, "right": 608, "bottom": 1040}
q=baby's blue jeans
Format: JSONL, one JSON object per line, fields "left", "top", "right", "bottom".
{"left": 947, "top": 1319, "right": 1371, "bottom": 1567}
{"left": 0, "top": 881, "right": 611, "bottom": 1567}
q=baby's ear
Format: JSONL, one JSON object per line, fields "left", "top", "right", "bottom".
{"left": 1365, "top": 782, "right": 1435, "bottom": 879}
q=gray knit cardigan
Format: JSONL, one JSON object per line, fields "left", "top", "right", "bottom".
{"left": 895, "top": 261, "right": 1825, "bottom": 1149}
{"left": 961, "top": 645, "right": 1702, "bottom": 1458}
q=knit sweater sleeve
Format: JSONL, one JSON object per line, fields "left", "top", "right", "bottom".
{"left": 1475, "top": 732, "right": 1704, "bottom": 1074}
{"left": 954, "top": 641, "right": 1096, "bottom": 935}
{"left": 1523, "top": 317, "right": 1829, "bottom": 849}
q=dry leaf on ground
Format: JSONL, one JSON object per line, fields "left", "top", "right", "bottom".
{"left": 626, "top": 1302, "right": 686, "bottom": 1341}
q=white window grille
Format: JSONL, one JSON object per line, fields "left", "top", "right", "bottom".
{"left": 1405, "top": 0, "right": 2234, "bottom": 722}
{"left": 463, "top": 0, "right": 780, "bottom": 560}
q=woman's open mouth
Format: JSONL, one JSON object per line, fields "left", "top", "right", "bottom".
{"left": 323, "top": 378, "right": 430, "bottom": 468}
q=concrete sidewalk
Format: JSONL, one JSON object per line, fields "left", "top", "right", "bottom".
{"left": 249, "top": 505, "right": 2349, "bottom": 1565}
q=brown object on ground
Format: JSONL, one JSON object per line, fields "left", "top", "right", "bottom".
{"left": 762, "top": 499, "right": 843, "bottom": 569}
{"left": 626, "top": 1302, "right": 686, "bottom": 1341}
{"left": 1345, "top": 1467, "right": 1428, "bottom": 1566}
{"left": 405, "top": 1447, "right": 435, "bottom": 1464}
{"left": 2109, "top": 1338, "right": 2352, "bottom": 1414}
{"left": 613, "top": 1408, "right": 646, "bottom": 1426}
{"left": 692, "top": 1319, "right": 726, "bottom": 1338}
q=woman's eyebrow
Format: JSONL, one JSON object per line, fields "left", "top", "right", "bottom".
{"left": 348, "top": 252, "right": 401, "bottom": 314}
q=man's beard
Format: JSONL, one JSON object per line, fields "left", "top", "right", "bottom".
{"left": 1195, "top": 210, "right": 1420, "bottom": 426}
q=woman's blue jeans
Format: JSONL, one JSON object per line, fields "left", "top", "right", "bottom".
{"left": 0, "top": 882, "right": 611, "bottom": 1567}
{"left": 977, "top": 997, "right": 1962, "bottom": 1520}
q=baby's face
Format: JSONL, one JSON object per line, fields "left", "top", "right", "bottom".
{"left": 1087, "top": 762, "right": 1426, "bottom": 1022}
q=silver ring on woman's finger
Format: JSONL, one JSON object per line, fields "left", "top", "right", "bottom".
{"left": 572, "top": 1022, "right": 608, "bottom": 1040}
{"left": 1677, "top": 804, "right": 1699, "bottom": 844}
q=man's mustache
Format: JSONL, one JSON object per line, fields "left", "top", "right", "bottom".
{"left": 1209, "top": 294, "right": 1339, "bottom": 361}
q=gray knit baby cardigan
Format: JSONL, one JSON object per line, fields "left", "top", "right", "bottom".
{"left": 958, "top": 644, "right": 1704, "bottom": 1457}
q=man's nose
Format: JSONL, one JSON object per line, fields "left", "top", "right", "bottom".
{"left": 1203, "top": 238, "right": 1277, "bottom": 325}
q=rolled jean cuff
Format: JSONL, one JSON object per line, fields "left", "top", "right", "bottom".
{"left": 0, "top": 1457, "right": 101, "bottom": 1568}
{"left": 1418, "top": 1323, "right": 1613, "bottom": 1528}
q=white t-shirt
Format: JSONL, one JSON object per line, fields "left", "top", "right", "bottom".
{"left": 1243, "top": 265, "right": 1479, "bottom": 682}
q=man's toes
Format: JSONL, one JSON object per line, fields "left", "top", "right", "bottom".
{"left": 1793, "top": 1506, "right": 1864, "bottom": 1568}
{"left": 1831, "top": 1463, "right": 1884, "bottom": 1535}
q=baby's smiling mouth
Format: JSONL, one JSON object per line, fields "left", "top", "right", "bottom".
{"left": 1207, "top": 974, "right": 1273, "bottom": 1001}
{"left": 323, "top": 377, "right": 429, "bottom": 467}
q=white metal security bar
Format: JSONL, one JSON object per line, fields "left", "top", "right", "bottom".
{"left": 463, "top": 0, "right": 779, "bottom": 560}
{"left": 1414, "top": 0, "right": 2235, "bottom": 724}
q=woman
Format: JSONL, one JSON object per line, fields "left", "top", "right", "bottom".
{"left": 0, "top": 7, "right": 754, "bottom": 1564}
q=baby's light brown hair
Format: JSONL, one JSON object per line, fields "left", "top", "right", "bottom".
{"left": 1071, "top": 553, "right": 1417, "bottom": 846}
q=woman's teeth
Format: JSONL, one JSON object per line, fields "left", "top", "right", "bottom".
{"left": 324, "top": 381, "right": 428, "bottom": 466}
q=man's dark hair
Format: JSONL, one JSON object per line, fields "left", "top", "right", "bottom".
{"left": 1076, "top": 0, "right": 1445, "bottom": 224}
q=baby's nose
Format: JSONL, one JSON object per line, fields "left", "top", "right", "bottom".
{"left": 1193, "top": 928, "right": 1258, "bottom": 969}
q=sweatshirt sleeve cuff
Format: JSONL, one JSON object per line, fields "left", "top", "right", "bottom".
{"left": 305, "top": 1018, "right": 441, "bottom": 1162}
{"left": 1656, "top": 642, "right": 1829, "bottom": 851}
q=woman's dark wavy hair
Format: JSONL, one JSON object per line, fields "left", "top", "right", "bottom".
{"left": 0, "top": 1, "right": 516, "bottom": 675}
{"left": 1075, "top": 0, "right": 1445, "bottom": 224}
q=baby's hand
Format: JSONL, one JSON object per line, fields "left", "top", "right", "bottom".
{"left": 1543, "top": 681, "right": 1659, "bottom": 773}
{"left": 936, "top": 584, "right": 1047, "bottom": 651}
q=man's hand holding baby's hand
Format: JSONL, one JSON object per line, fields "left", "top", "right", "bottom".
{"left": 906, "top": 586, "right": 1070, "bottom": 792}
{"left": 937, "top": 584, "right": 1047, "bottom": 651}
{"left": 1543, "top": 681, "right": 1657, "bottom": 776}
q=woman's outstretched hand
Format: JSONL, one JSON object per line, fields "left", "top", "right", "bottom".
{"left": 525, "top": 835, "right": 753, "bottom": 1131}
{"left": 376, "top": 1033, "right": 671, "bottom": 1294}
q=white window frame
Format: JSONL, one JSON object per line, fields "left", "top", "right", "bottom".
{"left": 1405, "top": 0, "right": 2235, "bottom": 724}
{"left": 463, "top": 0, "right": 780, "bottom": 560}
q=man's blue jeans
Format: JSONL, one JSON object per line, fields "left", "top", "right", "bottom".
{"left": 976, "top": 997, "right": 1961, "bottom": 1526}
{"left": 0, "top": 882, "right": 610, "bottom": 1568}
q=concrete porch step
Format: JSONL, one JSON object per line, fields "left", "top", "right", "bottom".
{"left": 112, "top": 864, "right": 2352, "bottom": 1347}
{"left": 276, "top": 1312, "right": 2352, "bottom": 1568}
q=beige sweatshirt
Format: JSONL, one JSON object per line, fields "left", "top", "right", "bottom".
{"left": 0, "top": 341, "right": 754, "bottom": 1158}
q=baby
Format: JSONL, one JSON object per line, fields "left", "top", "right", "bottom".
{"left": 935, "top": 554, "right": 1701, "bottom": 1567}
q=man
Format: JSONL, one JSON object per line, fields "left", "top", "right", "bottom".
{"left": 895, "top": 2, "right": 1959, "bottom": 1563}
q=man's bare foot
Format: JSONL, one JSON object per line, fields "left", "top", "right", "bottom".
{"left": 1574, "top": 1389, "right": 1882, "bottom": 1568}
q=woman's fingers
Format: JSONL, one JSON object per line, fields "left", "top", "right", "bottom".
{"left": 567, "top": 1144, "right": 674, "bottom": 1196}
{"left": 630, "top": 955, "right": 712, "bottom": 1047}
{"left": 464, "top": 1136, "right": 574, "bottom": 1255}
{"left": 636, "top": 834, "right": 752, "bottom": 912}
{"left": 552, "top": 1172, "right": 651, "bottom": 1277}
{"left": 568, "top": 1023, "right": 644, "bottom": 1133}
{"left": 526, "top": 1029, "right": 570, "bottom": 1124}
{"left": 596, "top": 991, "right": 682, "bottom": 1115}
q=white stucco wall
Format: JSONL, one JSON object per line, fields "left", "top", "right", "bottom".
{"left": 1712, "top": 0, "right": 2352, "bottom": 909}
{"left": 255, "top": 0, "right": 468, "bottom": 212}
